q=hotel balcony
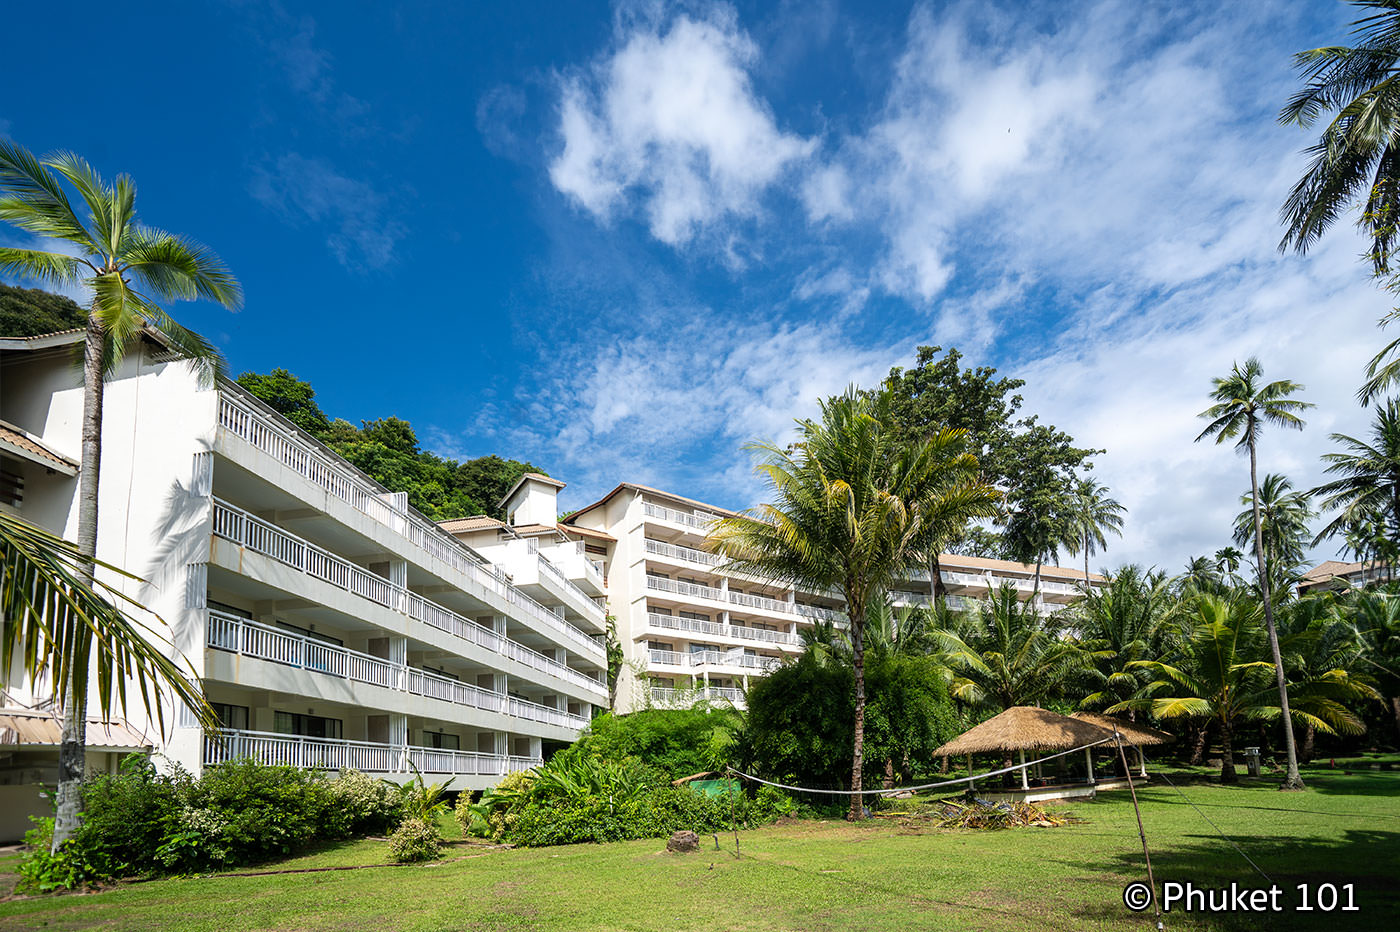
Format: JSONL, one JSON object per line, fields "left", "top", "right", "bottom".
{"left": 644, "top": 612, "right": 800, "bottom": 649}
{"left": 203, "top": 729, "right": 541, "bottom": 788}
{"left": 644, "top": 574, "right": 800, "bottom": 627}
{"left": 646, "top": 648, "right": 783, "bottom": 676}
{"left": 216, "top": 392, "right": 605, "bottom": 654}
{"left": 641, "top": 501, "right": 722, "bottom": 537}
{"left": 210, "top": 499, "right": 607, "bottom": 704}
{"left": 648, "top": 686, "right": 745, "bottom": 709}
{"left": 205, "top": 611, "right": 587, "bottom": 734}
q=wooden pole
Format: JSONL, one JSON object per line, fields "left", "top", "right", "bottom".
{"left": 967, "top": 754, "right": 975, "bottom": 792}
{"left": 1019, "top": 749, "right": 1029, "bottom": 791}
{"left": 1114, "top": 727, "right": 1163, "bottom": 929}
{"left": 1085, "top": 747, "right": 1095, "bottom": 785}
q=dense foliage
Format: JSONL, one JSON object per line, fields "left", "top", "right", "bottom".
{"left": 235, "top": 368, "right": 543, "bottom": 520}
{"left": 18, "top": 758, "right": 406, "bottom": 891}
{"left": 0, "top": 282, "right": 86, "bottom": 336}
{"left": 573, "top": 708, "right": 739, "bottom": 781}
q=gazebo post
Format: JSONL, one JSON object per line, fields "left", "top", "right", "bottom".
{"left": 967, "top": 754, "right": 975, "bottom": 791}
{"left": 1085, "top": 747, "right": 1095, "bottom": 785}
{"left": 1019, "top": 749, "right": 1029, "bottom": 791}
{"left": 1137, "top": 746, "right": 1147, "bottom": 778}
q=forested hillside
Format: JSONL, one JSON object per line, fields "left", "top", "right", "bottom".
{"left": 0, "top": 282, "right": 86, "bottom": 336}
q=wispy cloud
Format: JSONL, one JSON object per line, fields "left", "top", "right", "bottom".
{"left": 241, "top": 1, "right": 374, "bottom": 134}
{"left": 549, "top": 3, "right": 814, "bottom": 247}
{"left": 249, "top": 153, "right": 405, "bottom": 271}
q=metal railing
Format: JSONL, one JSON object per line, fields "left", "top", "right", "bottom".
{"left": 645, "top": 612, "right": 799, "bottom": 646}
{"left": 207, "top": 611, "right": 587, "bottom": 729}
{"left": 728, "top": 590, "right": 793, "bottom": 614}
{"left": 647, "top": 648, "right": 782, "bottom": 673}
{"left": 642, "top": 502, "right": 720, "bottom": 531}
{"left": 218, "top": 393, "right": 601, "bottom": 657}
{"left": 795, "top": 603, "right": 845, "bottom": 624}
{"left": 536, "top": 551, "right": 604, "bottom": 618}
{"left": 649, "top": 686, "right": 745, "bottom": 707}
{"left": 644, "top": 538, "right": 721, "bottom": 566}
{"left": 203, "top": 728, "right": 542, "bottom": 777}
{"left": 645, "top": 574, "right": 723, "bottom": 601}
{"left": 211, "top": 500, "right": 606, "bottom": 698}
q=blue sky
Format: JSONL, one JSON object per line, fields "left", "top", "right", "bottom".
{"left": 0, "top": 0, "right": 1388, "bottom": 571}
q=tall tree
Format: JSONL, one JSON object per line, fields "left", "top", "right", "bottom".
{"left": 1346, "top": 587, "right": 1400, "bottom": 738}
{"left": 0, "top": 142, "right": 239, "bottom": 846}
{"left": 1276, "top": 595, "right": 1377, "bottom": 761}
{"left": 1232, "top": 474, "right": 1314, "bottom": 587}
{"left": 1197, "top": 357, "right": 1314, "bottom": 789}
{"left": 1215, "top": 546, "right": 1245, "bottom": 581}
{"left": 1073, "top": 565, "right": 1176, "bottom": 715}
{"left": 1313, "top": 401, "right": 1400, "bottom": 571}
{"left": 710, "top": 388, "right": 998, "bottom": 819}
{"left": 1062, "top": 478, "right": 1126, "bottom": 591}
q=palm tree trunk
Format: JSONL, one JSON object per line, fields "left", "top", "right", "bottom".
{"left": 1219, "top": 718, "right": 1237, "bottom": 784}
{"left": 1248, "top": 439, "right": 1305, "bottom": 790}
{"left": 928, "top": 553, "right": 943, "bottom": 603}
{"left": 1189, "top": 723, "right": 1208, "bottom": 765}
{"left": 1300, "top": 722, "right": 1315, "bottom": 764}
{"left": 1083, "top": 532, "right": 1091, "bottom": 594}
{"left": 53, "top": 313, "right": 106, "bottom": 852}
{"left": 848, "top": 587, "right": 867, "bottom": 821}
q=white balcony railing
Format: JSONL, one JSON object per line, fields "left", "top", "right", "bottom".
{"left": 647, "top": 648, "right": 782, "bottom": 673}
{"left": 645, "top": 613, "right": 799, "bottom": 647}
{"left": 206, "top": 612, "right": 587, "bottom": 729}
{"left": 210, "top": 500, "right": 606, "bottom": 698}
{"left": 644, "top": 538, "right": 721, "bottom": 566}
{"left": 536, "top": 552, "right": 604, "bottom": 618}
{"left": 218, "top": 393, "right": 601, "bottom": 658}
{"left": 646, "top": 574, "right": 724, "bottom": 601}
{"left": 728, "top": 590, "right": 793, "bottom": 615}
{"left": 642, "top": 502, "right": 721, "bottom": 531}
{"left": 649, "top": 686, "right": 745, "bottom": 707}
{"left": 203, "top": 728, "right": 542, "bottom": 777}
{"left": 795, "top": 603, "right": 845, "bottom": 624}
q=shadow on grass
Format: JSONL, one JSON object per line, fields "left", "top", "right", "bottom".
{"left": 1057, "top": 827, "right": 1400, "bottom": 931}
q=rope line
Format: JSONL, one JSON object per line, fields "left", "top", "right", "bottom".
{"left": 729, "top": 737, "right": 1118, "bottom": 796}
{"left": 1145, "top": 755, "right": 1273, "bottom": 884}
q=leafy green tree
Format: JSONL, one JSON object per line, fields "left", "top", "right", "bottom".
{"left": 0, "top": 142, "right": 238, "bottom": 846}
{"left": 1313, "top": 401, "right": 1400, "bottom": 568}
{"left": 1345, "top": 587, "right": 1400, "bottom": 739}
{"left": 1111, "top": 593, "right": 1283, "bottom": 784}
{"left": 1276, "top": 595, "right": 1377, "bottom": 760}
{"left": 1232, "top": 474, "right": 1313, "bottom": 586}
{"left": 235, "top": 368, "right": 332, "bottom": 435}
{"left": 933, "top": 584, "right": 1094, "bottom": 710}
{"left": 0, "top": 282, "right": 86, "bottom": 336}
{"left": 1197, "top": 357, "right": 1314, "bottom": 789}
{"left": 574, "top": 708, "right": 741, "bottom": 780}
{"left": 711, "top": 387, "right": 998, "bottom": 819}
{"left": 1061, "top": 478, "right": 1126, "bottom": 591}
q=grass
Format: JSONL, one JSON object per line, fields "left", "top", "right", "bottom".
{"left": 0, "top": 765, "right": 1394, "bottom": 931}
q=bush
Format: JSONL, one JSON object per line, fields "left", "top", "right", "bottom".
{"left": 387, "top": 816, "right": 441, "bottom": 862}
{"left": 330, "top": 768, "right": 404, "bottom": 836}
{"left": 16, "top": 818, "right": 91, "bottom": 894}
{"left": 71, "top": 756, "right": 186, "bottom": 879}
{"left": 575, "top": 709, "right": 740, "bottom": 781}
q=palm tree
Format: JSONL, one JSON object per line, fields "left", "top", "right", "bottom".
{"left": 1232, "top": 474, "right": 1314, "bottom": 587}
{"left": 1215, "top": 546, "right": 1245, "bottom": 582}
{"left": 710, "top": 388, "right": 998, "bottom": 819}
{"left": 1313, "top": 402, "right": 1400, "bottom": 573}
{"left": 1278, "top": 0, "right": 1400, "bottom": 274}
{"left": 1073, "top": 565, "right": 1177, "bottom": 715}
{"left": 1345, "top": 587, "right": 1400, "bottom": 739}
{"left": 0, "top": 142, "right": 240, "bottom": 845}
{"left": 1197, "top": 358, "right": 1313, "bottom": 789}
{"left": 1276, "top": 595, "right": 1377, "bottom": 761}
{"left": 1112, "top": 593, "right": 1285, "bottom": 783}
{"left": 1061, "top": 478, "right": 1125, "bottom": 593}
{"left": 1178, "top": 555, "right": 1225, "bottom": 596}
{"left": 932, "top": 583, "right": 1094, "bottom": 711}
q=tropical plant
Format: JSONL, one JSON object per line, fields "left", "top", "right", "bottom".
{"left": 0, "top": 141, "right": 239, "bottom": 846}
{"left": 1215, "top": 546, "right": 1245, "bottom": 581}
{"left": 1232, "top": 473, "right": 1314, "bottom": 585}
{"left": 1177, "top": 555, "right": 1226, "bottom": 595}
{"left": 933, "top": 584, "right": 1094, "bottom": 711}
{"left": 1345, "top": 587, "right": 1400, "bottom": 739}
{"left": 1073, "top": 565, "right": 1176, "bottom": 714}
{"left": 1061, "top": 478, "right": 1126, "bottom": 591}
{"left": 710, "top": 387, "right": 998, "bottom": 820}
{"left": 1313, "top": 402, "right": 1400, "bottom": 570}
{"left": 396, "top": 762, "right": 450, "bottom": 823}
{"left": 1110, "top": 594, "right": 1283, "bottom": 783}
{"left": 1196, "top": 357, "right": 1314, "bottom": 789}
{"left": 1276, "top": 595, "right": 1378, "bottom": 760}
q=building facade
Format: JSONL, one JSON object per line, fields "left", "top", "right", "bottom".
{"left": 558, "top": 483, "right": 1103, "bottom": 714}
{"left": 0, "top": 330, "right": 608, "bottom": 808}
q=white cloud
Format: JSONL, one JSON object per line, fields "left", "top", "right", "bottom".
{"left": 249, "top": 154, "right": 405, "bottom": 270}
{"left": 549, "top": 5, "right": 814, "bottom": 245}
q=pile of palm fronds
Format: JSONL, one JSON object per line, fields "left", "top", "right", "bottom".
{"left": 931, "top": 798, "right": 1081, "bottom": 829}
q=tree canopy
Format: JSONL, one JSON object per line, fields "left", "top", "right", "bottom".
{"left": 0, "top": 282, "right": 87, "bottom": 336}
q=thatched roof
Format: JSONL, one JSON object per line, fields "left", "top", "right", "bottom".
{"left": 1071, "top": 712, "right": 1174, "bottom": 747}
{"left": 933, "top": 706, "right": 1116, "bottom": 757}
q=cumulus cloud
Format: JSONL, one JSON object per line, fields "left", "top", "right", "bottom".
{"left": 249, "top": 153, "right": 405, "bottom": 270}
{"left": 549, "top": 5, "right": 814, "bottom": 246}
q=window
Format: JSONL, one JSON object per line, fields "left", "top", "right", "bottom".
{"left": 424, "top": 732, "right": 460, "bottom": 750}
{"left": 208, "top": 600, "right": 252, "bottom": 619}
{"left": 212, "top": 703, "right": 249, "bottom": 731}
{"left": 680, "top": 611, "right": 709, "bottom": 621}
{"left": 422, "top": 664, "right": 460, "bottom": 681}
{"left": 275, "top": 620, "right": 343, "bottom": 646}
{"left": 274, "top": 711, "right": 342, "bottom": 739}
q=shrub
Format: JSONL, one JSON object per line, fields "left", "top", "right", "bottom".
{"left": 577, "top": 709, "right": 740, "bottom": 780}
{"left": 330, "top": 768, "right": 403, "bottom": 836}
{"left": 16, "top": 818, "right": 92, "bottom": 894}
{"left": 387, "top": 816, "right": 441, "bottom": 862}
{"left": 70, "top": 755, "right": 186, "bottom": 879}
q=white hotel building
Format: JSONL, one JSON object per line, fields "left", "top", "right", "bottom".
{"left": 0, "top": 329, "right": 608, "bottom": 825}
{"left": 557, "top": 483, "right": 1103, "bottom": 714}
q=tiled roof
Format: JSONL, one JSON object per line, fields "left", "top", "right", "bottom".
{"left": 437, "top": 515, "right": 508, "bottom": 534}
{"left": 0, "top": 424, "right": 78, "bottom": 475}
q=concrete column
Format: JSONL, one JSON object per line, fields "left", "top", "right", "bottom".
{"left": 1019, "top": 749, "right": 1029, "bottom": 791}
{"left": 389, "top": 714, "right": 408, "bottom": 747}
{"left": 388, "top": 559, "right": 408, "bottom": 589}
{"left": 492, "top": 732, "right": 508, "bottom": 758}
{"left": 1085, "top": 748, "right": 1096, "bottom": 785}
{"left": 1137, "top": 747, "right": 1147, "bottom": 778}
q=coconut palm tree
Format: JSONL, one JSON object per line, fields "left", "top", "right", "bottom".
{"left": 1073, "top": 565, "right": 1177, "bottom": 715}
{"left": 1313, "top": 402, "right": 1400, "bottom": 569}
{"left": 0, "top": 142, "right": 240, "bottom": 845}
{"left": 932, "top": 583, "right": 1095, "bottom": 711}
{"left": 1061, "top": 478, "right": 1125, "bottom": 593}
{"left": 1345, "top": 587, "right": 1400, "bottom": 739}
{"left": 709, "top": 388, "right": 998, "bottom": 820}
{"left": 1278, "top": 0, "right": 1400, "bottom": 273}
{"left": 1197, "top": 357, "right": 1313, "bottom": 789}
{"left": 1215, "top": 546, "right": 1245, "bottom": 582}
{"left": 1276, "top": 595, "right": 1377, "bottom": 761}
{"left": 1232, "top": 474, "right": 1314, "bottom": 587}
{"left": 1111, "top": 594, "right": 1285, "bottom": 783}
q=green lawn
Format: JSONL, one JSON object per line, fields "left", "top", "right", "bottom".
{"left": 0, "top": 766, "right": 1395, "bottom": 931}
